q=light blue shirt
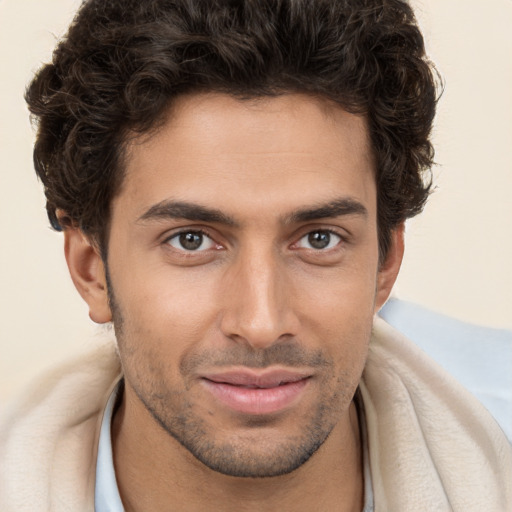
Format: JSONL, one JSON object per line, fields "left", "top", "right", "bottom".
{"left": 95, "top": 299, "right": 512, "bottom": 509}
{"left": 380, "top": 298, "right": 512, "bottom": 442}
{"left": 94, "top": 384, "right": 374, "bottom": 511}
{"left": 95, "top": 384, "right": 125, "bottom": 512}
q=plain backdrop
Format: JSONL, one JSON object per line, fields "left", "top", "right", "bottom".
{"left": 1, "top": 0, "right": 511, "bottom": 404}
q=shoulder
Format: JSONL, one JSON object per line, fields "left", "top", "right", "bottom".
{"left": 362, "top": 314, "right": 512, "bottom": 509}
{"left": 379, "top": 298, "right": 512, "bottom": 441}
{"left": 0, "top": 340, "right": 122, "bottom": 512}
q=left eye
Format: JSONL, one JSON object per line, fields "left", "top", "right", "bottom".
{"left": 296, "top": 230, "right": 341, "bottom": 250}
{"left": 166, "top": 231, "right": 217, "bottom": 251}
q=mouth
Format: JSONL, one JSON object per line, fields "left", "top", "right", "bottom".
{"left": 200, "top": 369, "right": 312, "bottom": 415}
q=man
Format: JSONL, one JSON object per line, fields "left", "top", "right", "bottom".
{"left": 1, "top": 0, "right": 510, "bottom": 510}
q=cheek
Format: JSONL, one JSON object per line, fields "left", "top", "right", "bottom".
{"left": 298, "top": 263, "right": 378, "bottom": 326}
{"left": 111, "top": 266, "right": 222, "bottom": 380}
{"left": 297, "top": 266, "right": 376, "bottom": 372}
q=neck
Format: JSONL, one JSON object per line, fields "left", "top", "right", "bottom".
{"left": 112, "top": 385, "right": 364, "bottom": 512}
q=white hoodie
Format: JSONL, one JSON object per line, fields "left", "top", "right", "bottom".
{"left": 1, "top": 318, "right": 510, "bottom": 511}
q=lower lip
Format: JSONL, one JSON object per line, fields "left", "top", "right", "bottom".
{"left": 201, "top": 378, "right": 309, "bottom": 415}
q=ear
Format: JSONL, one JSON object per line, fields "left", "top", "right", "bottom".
{"left": 374, "top": 223, "right": 405, "bottom": 312}
{"left": 63, "top": 227, "right": 112, "bottom": 324}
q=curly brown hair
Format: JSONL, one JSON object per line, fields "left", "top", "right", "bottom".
{"left": 26, "top": 0, "right": 440, "bottom": 259}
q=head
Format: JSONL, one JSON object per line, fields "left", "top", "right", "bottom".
{"left": 27, "top": 0, "right": 437, "bottom": 261}
{"left": 26, "top": 0, "right": 439, "bottom": 477}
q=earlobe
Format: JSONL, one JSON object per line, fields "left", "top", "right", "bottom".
{"left": 375, "top": 224, "right": 405, "bottom": 312}
{"left": 63, "top": 228, "right": 112, "bottom": 324}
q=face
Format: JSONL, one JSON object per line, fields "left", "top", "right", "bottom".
{"left": 87, "top": 93, "right": 398, "bottom": 477}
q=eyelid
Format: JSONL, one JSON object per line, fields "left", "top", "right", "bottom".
{"left": 162, "top": 228, "right": 222, "bottom": 252}
{"left": 296, "top": 229, "right": 342, "bottom": 250}
{"left": 290, "top": 226, "right": 348, "bottom": 249}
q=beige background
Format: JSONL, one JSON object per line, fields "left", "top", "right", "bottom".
{"left": 1, "top": 0, "right": 511, "bottom": 404}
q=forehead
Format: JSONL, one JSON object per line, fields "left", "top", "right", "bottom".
{"left": 116, "top": 92, "right": 376, "bottom": 221}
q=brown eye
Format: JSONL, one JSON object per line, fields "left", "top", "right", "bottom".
{"left": 167, "top": 231, "right": 215, "bottom": 251}
{"left": 297, "top": 230, "right": 341, "bottom": 250}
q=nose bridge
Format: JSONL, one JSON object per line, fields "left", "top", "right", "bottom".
{"left": 220, "top": 241, "right": 295, "bottom": 348}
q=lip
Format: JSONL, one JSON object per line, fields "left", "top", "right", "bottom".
{"left": 200, "top": 368, "right": 311, "bottom": 415}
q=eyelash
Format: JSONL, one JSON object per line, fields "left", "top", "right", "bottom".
{"left": 162, "top": 227, "right": 347, "bottom": 255}
{"left": 293, "top": 229, "right": 345, "bottom": 251}
{"left": 163, "top": 229, "right": 220, "bottom": 252}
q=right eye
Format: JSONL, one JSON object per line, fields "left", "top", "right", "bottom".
{"left": 166, "top": 231, "right": 217, "bottom": 252}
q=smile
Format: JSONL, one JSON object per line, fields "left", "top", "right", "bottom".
{"left": 200, "top": 369, "right": 311, "bottom": 415}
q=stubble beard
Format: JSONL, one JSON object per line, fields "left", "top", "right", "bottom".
{"left": 134, "top": 372, "right": 349, "bottom": 478}
{"left": 106, "top": 271, "right": 362, "bottom": 478}
{"left": 129, "top": 363, "right": 354, "bottom": 478}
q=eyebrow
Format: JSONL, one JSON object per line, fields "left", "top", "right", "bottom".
{"left": 137, "top": 197, "right": 367, "bottom": 226}
{"left": 284, "top": 198, "right": 368, "bottom": 224}
{"left": 137, "top": 200, "right": 238, "bottom": 226}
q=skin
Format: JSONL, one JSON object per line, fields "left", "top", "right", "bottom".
{"left": 64, "top": 93, "right": 404, "bottom": 511}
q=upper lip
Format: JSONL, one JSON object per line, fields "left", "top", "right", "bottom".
{"left": 201, "top": 368, "right": 312, "bottom": 388}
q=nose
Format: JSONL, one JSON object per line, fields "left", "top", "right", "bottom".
{"left": 219, "top": 245, "right": 299, "bottom": 350}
